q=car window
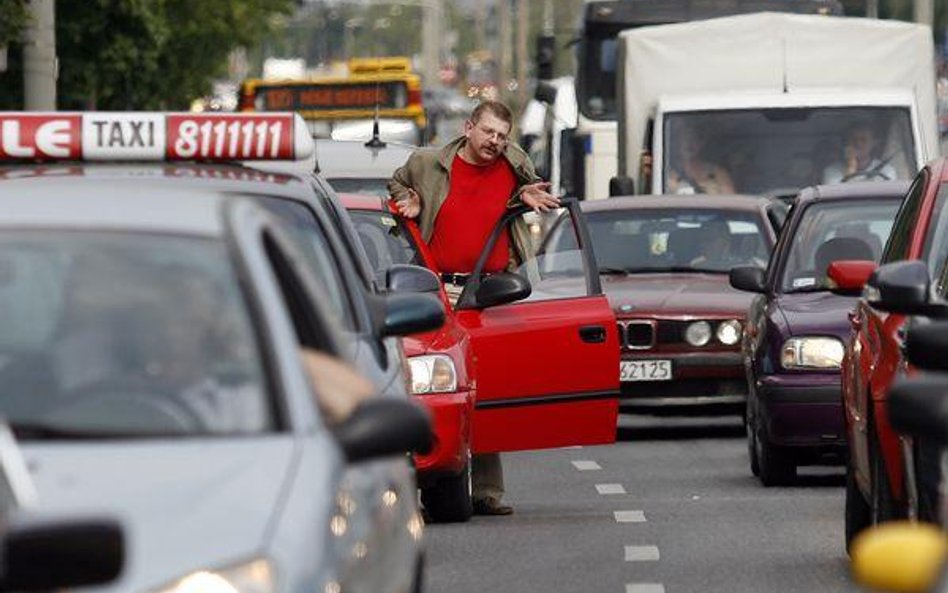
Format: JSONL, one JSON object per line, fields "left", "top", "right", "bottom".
{"left": 583, "top": 208, "right": 771, "bottom": 274}
{"left": 781, "top": 199, "right": 900, "bottom": 292}
{"left": 348, "top": 210, "right": 423, "bottom": 282}
{"left": 0, "top": 232, "right": 273, "bottom": 438}
{"left": 920, "top": 182, "right": 948, "bottom": 278}
{"left": 259, "top": 199, "right": 358, "bottom": 332}
{"left": 503, "top": 209, "right": 591, "bottom": 302}
{"left": 882, "top": 170, "right": 927, "bottom": 264}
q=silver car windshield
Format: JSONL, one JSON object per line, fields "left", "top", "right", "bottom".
{"left": 586, "top": 209, "right": 770, "bottom": 274}
{"left": 663, "top": 107, "right": 915, "bottom": 196}
{"left": 781, "top": 199, "right": 899, "bottom": 293}
{"left": 0, "top": 232, "right": 273, "bottom": 439}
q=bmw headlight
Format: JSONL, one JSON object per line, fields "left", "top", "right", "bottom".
{"left": 409, "top": 355, "right": 457, "bottom": 394}
{"left": 685, "top": 321, "right": 712, "bottom": 347}
{"left": 150, "top": 559, "right": 274, "bottom": 593}
{"left": 781, "top": 337, "right": 844, "bottom": 370}
{"left": 716, "top": 320, "right": 743, "bottom": 345}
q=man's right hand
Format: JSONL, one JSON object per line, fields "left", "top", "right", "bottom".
{"left": 395, "top": 189, "right": 422, "bottom": 218}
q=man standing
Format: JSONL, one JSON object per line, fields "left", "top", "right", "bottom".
{"left": 388, "top": 100, "right": 559, "bottom": 516}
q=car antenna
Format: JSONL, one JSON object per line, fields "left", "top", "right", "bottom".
{"left": 365, "top": 60, "right": 387, "bottom": 150}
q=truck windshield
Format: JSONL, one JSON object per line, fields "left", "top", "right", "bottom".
{"left": 662, "top": 107, "right": 915, "bottom": 196}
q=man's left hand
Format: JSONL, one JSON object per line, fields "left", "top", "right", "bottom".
{"left": 520, "top": 182, "right": 561, "bottom": 213}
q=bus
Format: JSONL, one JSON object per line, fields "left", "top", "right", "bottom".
{"left": 570, "top": 0, "right": 844, "bottom": 201}
{"left": 239, "top": 56, "right": 427, "bottom": 145}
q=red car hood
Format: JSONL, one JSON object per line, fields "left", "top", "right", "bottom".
{"left": 603, "top": 273, "right": 754, "bottom": 317}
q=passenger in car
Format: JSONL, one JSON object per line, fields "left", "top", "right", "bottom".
{"left": 667, "top": 127, "right": 736, "bottom": 195}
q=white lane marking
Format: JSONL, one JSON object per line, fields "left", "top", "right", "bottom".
{"left": 626, "top": 584, "right": 665, "bottom": 593}
{"left": 595, "top": 483, "right": 626, "bottom": 495}
{"left": 614, "top": 510, "right": 646, "bottom": 523}
{"left": 571, "top": 460, "right": 602, "bottom": 471}
{"left": 624, "top": 545, "right": 660, "bottom": 561}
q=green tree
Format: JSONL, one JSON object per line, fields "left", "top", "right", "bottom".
{"left": 0, "top": 0, "right": 30, "bottom": 47}
{"left": 0, "top": 0, "right": 293, "bottom": 110}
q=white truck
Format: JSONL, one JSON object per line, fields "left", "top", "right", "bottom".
{"left": 613, "top": 12, "right": 939, "bottom": 198}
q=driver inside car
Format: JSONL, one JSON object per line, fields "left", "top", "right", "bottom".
{"left": 822, "top": 122, "right": 897, "bottom": 183}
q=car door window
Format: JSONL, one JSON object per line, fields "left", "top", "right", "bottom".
{"left": 465, "top": 204, "right": 598, "bottom": 305}
{"left": 882, "top": 170, "right": 927, "bottom": 264}
{"left": 921, "top": 182, "right": 948, "bottom": 277}
{"left": 259, "top": 199, "right": 358, "bottom": 332}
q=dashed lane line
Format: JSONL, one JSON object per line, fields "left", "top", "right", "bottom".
{"left": 595, "top": 483, "right": 627, "bottom": 495}
{"left": 614, "top": 510, "right": 646, "bottom": 523}
{"left": 571, "top": 460, "right": 602, "bottom": 471}
{"left": 624, "top": 545, "right": 660, "bottom": 562}
{"left": 626, "top": 584, "right": 665, "bottom": 593}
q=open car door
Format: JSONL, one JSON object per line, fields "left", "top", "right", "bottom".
{"left": 456, "top": 199, "right": 619, "bottom": 453}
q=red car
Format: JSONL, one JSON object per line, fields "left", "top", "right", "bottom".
{"left": 340, "top": 193, "right": 620, "bottom": 522}
{"left": 831, "top": 157, "right": 948, "bottom": 548}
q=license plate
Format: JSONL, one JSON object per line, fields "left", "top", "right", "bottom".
{"left": 620, "top": 360, "right": 672, "bottom": 382}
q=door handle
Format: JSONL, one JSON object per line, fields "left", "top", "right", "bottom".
{"left": 579, "top": 325, "right": 606, "bottom": 343}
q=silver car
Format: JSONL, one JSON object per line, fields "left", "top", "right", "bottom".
{"left": 0, "top": 176, "right": 434, "bottom": 593}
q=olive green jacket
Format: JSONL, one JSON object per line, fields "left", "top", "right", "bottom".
{"left": 387, "top": 135, "right": 542, "bottom": 243}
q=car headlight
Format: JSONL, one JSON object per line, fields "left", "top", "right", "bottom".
{"left": 409, "top": 355, "right": 457, "bottom": 394}
{"left": 150, "top": 559, "right": 274, "bottom": 593}
{"left": 781, "top": 337, "right": 844, "bottom": 370}
{"left": 685, "top": 321, "right": 712, "bottom": 347}
{"left": 716, "top": 320, "right": 743, "bottom": 345}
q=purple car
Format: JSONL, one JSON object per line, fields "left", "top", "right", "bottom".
{"left": 729, "top": 181, "right": 906, "bottom": 486}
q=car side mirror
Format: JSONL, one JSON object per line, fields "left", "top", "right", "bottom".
{"left": 827, "top": 260, "right": 877, "bottom": 297}
{"left": 386, "top": 264, "right": 441, "bottom": 294}
{"left": 888, "top": 375, "right": 948, "bottom": 443}
{"left": 471, "top": 272, "right": 531, "bottom": 309}
{"left": 0, "top": 514, "right": 124, "bottom": 592}
{"left": 609, "top": 176, "right": 635, "bottom": 197}
{"left": 336, "top": 398, "right": 433, "bottom": 462}
{"left": 905, "top": 321, "right": 948, "bottom": 371}
{"left": 381, "top": 293, "right": 445, "bottom": 337}
{"left": 729, "top": 266, "right": 766, "bottom": 293}
{"left": 865, "top": 260, "right": 937, "bottom": 315}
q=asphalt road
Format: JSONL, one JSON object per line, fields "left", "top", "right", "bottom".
{"left": 424, "top": 413, "right": 863, "bottom": 593}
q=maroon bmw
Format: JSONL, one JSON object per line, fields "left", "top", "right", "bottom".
{"left": 581, "top": 195, "right": 785, "bottom": 411}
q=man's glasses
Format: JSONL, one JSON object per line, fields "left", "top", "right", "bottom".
{"left": 472, "top": 123, "right": 509, "bottom": 144}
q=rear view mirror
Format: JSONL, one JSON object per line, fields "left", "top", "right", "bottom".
{"left": 386, "top": 264, "right": 441, "bottom": 294}
{"left": 888, "top": 375, "right": 948, "bottom": 443}
{"left": 0, "top": 514, "right": 124, "bottom": 592}
{"left": 729, "top": 266, "right": 766, "bottom": 293}
{"left": 865, "top": 260, "right": 934, "bottom": 315}
{"left": 468, "top": 272, "right": 531, "bottom": 309}
{"left": 336, "top": 398, "right": 433, "bottom": 462}
{"left": 905, "top": 321, "right": 948, "bottom": 371}
{"left": 381, "top": 293, "right": 445, "bottom": 337}
{"left": 827, "top": 260, "right": 876, "bottom": 297}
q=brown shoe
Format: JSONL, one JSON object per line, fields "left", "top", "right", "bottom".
{"left": 473, "top": 498, "right": 513, "bottom": 516}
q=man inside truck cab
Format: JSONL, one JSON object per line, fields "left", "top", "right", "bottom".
{"left": 667, "top": 125, "right": 736, "bottom": 195}
{"left": 822, "top": 121, "right": 897, "bottom": 183}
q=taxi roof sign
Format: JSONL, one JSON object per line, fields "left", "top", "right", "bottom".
{"left": 0, "top": 112, "right": 314, "bottom": 162}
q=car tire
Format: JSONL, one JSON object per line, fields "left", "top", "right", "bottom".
{"left": 845, "top": 459, "right": 871, "bottom": 555}
{"left": 755, "top": 414, "right": 795, "bottom": 487}
{"left": 420, "top": 460, "right": 473, "bottom": 523}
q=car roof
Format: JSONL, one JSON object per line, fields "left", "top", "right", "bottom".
{"left": 581, "top": 194, "right": 776, "bottom": 213}
{"left": 315, "top": 139, "right": 416, "bottom": 179}
{"left": 796, "top": 180, "right": 910, "bottom": 203}
{"left": 0, "top": 162, "right": 312, "bottom": 234}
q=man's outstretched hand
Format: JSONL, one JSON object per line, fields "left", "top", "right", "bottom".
{"left": 395, "top": 189, "right": 422, "bottom": 218}
{"left": 520, "top": 181, "right": 561, "bottom": 213}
